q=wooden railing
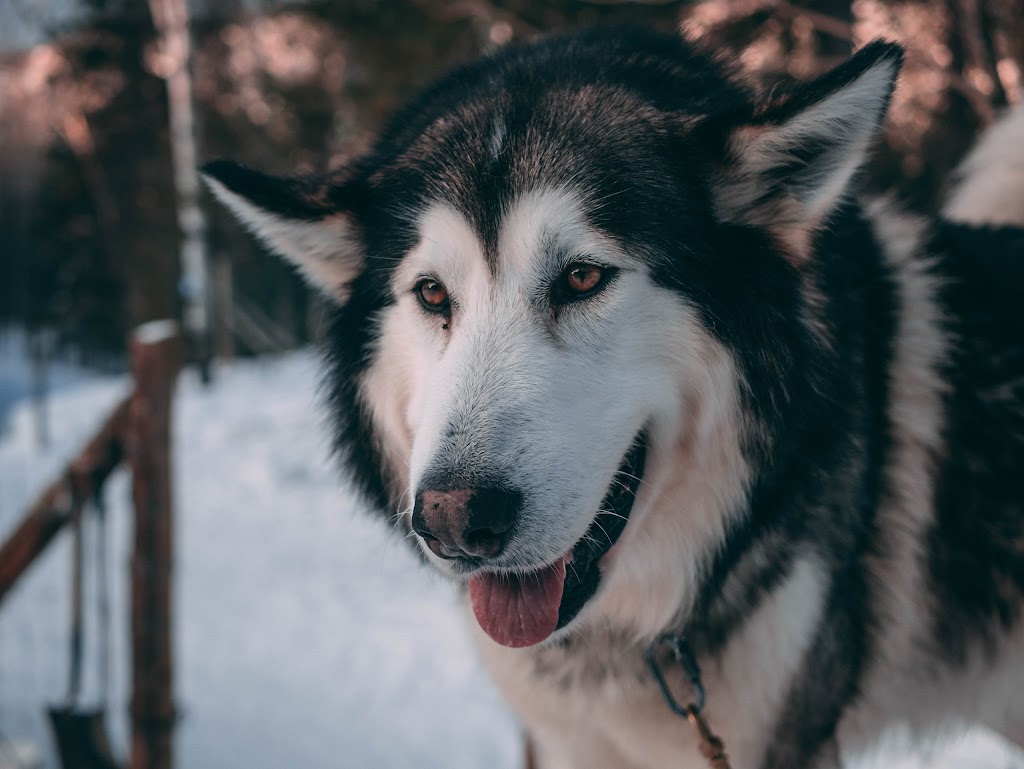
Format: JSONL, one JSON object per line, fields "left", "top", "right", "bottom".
{"left": 0, "top": 321, "right": 181, "bottom": 769}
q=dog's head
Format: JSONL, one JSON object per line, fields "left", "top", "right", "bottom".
{"left": 204, "top": 30, "right": 901, "bottom": 647}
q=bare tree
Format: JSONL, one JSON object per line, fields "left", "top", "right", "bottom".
{"left": 149, "top": 0, "right": 213, "bottom": 381}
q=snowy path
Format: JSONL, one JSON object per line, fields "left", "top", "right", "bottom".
{"left": 0, "top": 352, "right": 1020, "bottom": 768}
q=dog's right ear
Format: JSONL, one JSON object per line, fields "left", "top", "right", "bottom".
{"left": 201, "top": 160, "right": 365, "bottom": 304}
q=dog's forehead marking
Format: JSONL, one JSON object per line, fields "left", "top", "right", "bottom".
{"left": 401, "top": 203, "right": 488, "bottom": 293}
{"left": 401, "top": 187, "right": 624, "bottom": 299}
{"left": 497, "top": 187, "right": 619, "bottom": 279}
{"left": 488, "top": 115, "right": 507, "bottom": 160}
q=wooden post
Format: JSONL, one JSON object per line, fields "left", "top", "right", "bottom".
{"left": 0, "top": 397, "right": 129, "bottom": 606}
{"left": 129, "top": 320, "right": 180, "bottom": 769}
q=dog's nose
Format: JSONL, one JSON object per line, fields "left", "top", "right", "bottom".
{"left": 412, "top": 487, "right": 520, "bottom": 560}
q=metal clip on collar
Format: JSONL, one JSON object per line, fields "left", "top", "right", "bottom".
{"left": 645, "top": 633, "right": 705, "bottom": 717}
{"left": 645, "top": 634, "right": 732, "bottom": 769}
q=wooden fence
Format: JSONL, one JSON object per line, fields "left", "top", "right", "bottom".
{"left": 0, "top": 321, "right": 180, "bottom": 769}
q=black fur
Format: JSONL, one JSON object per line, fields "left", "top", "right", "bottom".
{"left": 929, "top": 223, "right": 1024, "bottom": 663}
{"left": 204, "top": 28, "right": 1024, "bottom": 769}
{"left": 652, "top": 200, "right": 899, "bottom": 767}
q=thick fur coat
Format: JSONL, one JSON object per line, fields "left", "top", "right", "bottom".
{"left": 203, "top": 30, "right": 1024, "bottom": 769}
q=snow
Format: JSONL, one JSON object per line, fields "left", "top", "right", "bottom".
{"left": 0, "top": 370, "right": 132, "bottom": 767}
{"left": 0, "top": 351, "right": 1020, "bottom": 769}
{"left": 0, "top": 331, "right": 102, "bottom": 437}
{"left": 1, "top": 352, "right": 518, "bottom": 769}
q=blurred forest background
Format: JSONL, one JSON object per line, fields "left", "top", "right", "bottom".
{"left": 1, "top": 0, "right": 1022, "bottom": 372}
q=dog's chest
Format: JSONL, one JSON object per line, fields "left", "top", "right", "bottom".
{"left": 466, "top": 554, "right": 832, "bottom": 768}
{"left": 472, "top": 623, "right": 708, "bottom": 768}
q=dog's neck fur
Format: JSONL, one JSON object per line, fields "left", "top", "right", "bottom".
{"left": 582, "top": 195, "right": 909, "bottom": 657}
{"left": 481, "top": 189, "right": 1024, "bottom": 769}
{"left": 474, "top": 195, "right": 958, "bottom": 769}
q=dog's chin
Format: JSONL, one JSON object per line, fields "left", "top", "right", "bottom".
{"left": 457, "top": 432, "right": 648, "bottom": 648}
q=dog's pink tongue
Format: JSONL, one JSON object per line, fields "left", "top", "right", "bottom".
{"left": 469, "top": 557, "right": 568, "bottom": 648}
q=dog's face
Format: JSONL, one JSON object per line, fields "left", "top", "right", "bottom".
{"left": 395, "top": 192, "right": 665, "bottom": 566}
{"left": 377, "top": 190, "right": 700, "bottom": 647}
{"left": 204, "top": 30, "right": 901, "bottom": 647}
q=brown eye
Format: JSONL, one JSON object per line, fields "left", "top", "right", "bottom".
{"left": 553, "top": 262, "right": 616, "bottom": 306}
{"left": 565, "top": 264, "right": 603, "bottom": 294}
{"left": 416, "top": 278, "right": 449, "bottom": 314}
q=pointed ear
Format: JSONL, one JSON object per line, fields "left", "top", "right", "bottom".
{"left": 201, "top": 160, "right": 364, "bottom": 303}
{"left": 708, "top": 41, "right": 903, "bottom": 260}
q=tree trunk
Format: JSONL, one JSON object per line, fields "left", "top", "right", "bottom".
{"left": 149, "top": 0, "right": 212, "bottom": 382}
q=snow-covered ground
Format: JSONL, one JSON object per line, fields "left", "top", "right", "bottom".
{"left": 0, "top": 352, "right": 1020, "bottom": 769}
{"left": 0, "top": 331, "right": 103, "bottom": 437}
{"left": 1, "top": 352, "right": 518, "bottom": 769}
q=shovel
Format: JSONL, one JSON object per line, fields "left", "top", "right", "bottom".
{"left": 47, "top": 492, "right": 120, "bottom": 769}
{"left": 46, "top": 709, "right": 119, "bottom": 769}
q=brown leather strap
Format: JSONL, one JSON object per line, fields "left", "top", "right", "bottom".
{"left": 523, "top": 732, "right": 539, "bottom": 769}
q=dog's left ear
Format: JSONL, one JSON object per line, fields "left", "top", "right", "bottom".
{"left": 707, "top": 41, "right": 903, "bottom": 259}
{"left": 201, "top": 160, "right": 367, "bottom": 304}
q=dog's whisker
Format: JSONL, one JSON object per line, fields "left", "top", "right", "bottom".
{"left": 388, "top": 506, "right": 413, "bottom": 531}
{"left": 612, "top": 482, "right": 638, "bottom": 498}
{"left": 591, "top": 519, "right": 613, "bottom": 542}
{"left": 613, "top": 469, "right": 646, "bottom": 487}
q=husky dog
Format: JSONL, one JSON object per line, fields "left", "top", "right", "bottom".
{"left": 203, "top": 29, "right": 1024, "bottom": 769}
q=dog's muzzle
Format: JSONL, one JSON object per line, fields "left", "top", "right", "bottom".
{"left": 411, "top": 431, "right": 648, "bottom": 648}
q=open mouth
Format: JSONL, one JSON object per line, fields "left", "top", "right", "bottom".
{"left": 468, "top": 432, "right": 647, "bottom": 648}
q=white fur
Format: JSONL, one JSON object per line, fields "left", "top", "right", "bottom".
{"left": 715, "top": 56, "right": 899, "bottom": 257}
{"left": 209, "top": 77, "right": 1024, "bottom": 769}
{"left": 364, "top": 190, "right": 719, "bottom": 588}
{"left": 472, "top": 102, "right": 1024, "bottom": 766}
{"left": 835, "top": 114, "right": 1024, "bottom": 762}
{"left": 202, "top": 174, "right": 362, "bottom": 301}
{"left": 944, "top": 105, "right": 1024, "bottom": 227}
{"left": 356, "top": 183, "right": 782, "bottom": 768}
{"left": 477, "top": 556, "right": 829, "bottom": 769}
{"left": 489, "top": 116, "right": 507, "bottom": 159}
{"left": 833, "top": 199, "right": 953, "bottom": 756}
{"left": 592, "top": 337, "right": 750, "bottom": 641}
